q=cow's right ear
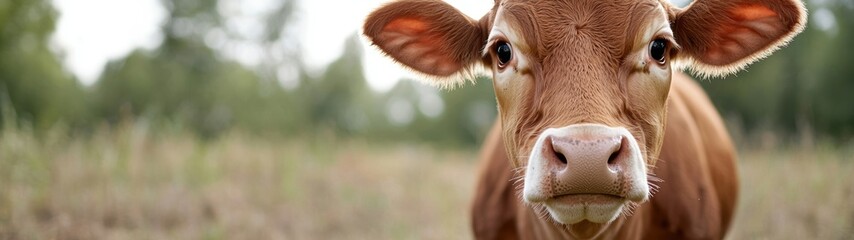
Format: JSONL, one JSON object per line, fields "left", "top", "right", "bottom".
{"left": 363, "top": 0, "right": 488, "bottom": 85}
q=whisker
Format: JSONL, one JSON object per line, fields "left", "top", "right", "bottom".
{"left": 621, "top": 202, "right": 639, "bottom": 217}
{"left": 535, "top": 205, "right": 550, "bottom": 220}
{"left": 646, "top": 174, "right": 663, "bottom": 182}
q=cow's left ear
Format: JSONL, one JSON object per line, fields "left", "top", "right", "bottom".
{"left": 671, "top": 0, "right": 806, "bottom": 76}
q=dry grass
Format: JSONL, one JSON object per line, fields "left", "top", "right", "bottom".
{"left": 0, "top": 125, "right": 475, "bottom": 239}
{"left": 727, "top": 145, "right": 854, "bottom": 240}
{"left": 1, "top": 125, "right": 852, "bottom": 239}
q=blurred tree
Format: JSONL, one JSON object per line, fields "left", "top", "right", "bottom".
{"left": 298, "top": 34, "right": 377, "bottom": 136}
{"left": 94, "top": 48, "right": 266, "bottom": 137}
{"left": 427, "top": 77, "right": 497, "bottom": 147}
{"left": 372, "top": 76, "right": 497, "bottom": 147}
{"left": 0, "top": 0, "right": 86, "bottom": 131}
{"left": 700, "top": 0, "right": 854, "bottom": 141}
{"left": 93, "top": 0, "right": 302, "bottom": 138}
{"left": 809, "top": 2, "right": 854, "bottom": 137}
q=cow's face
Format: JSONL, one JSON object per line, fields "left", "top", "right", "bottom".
{"left": 487, "top": 1, "right": 671, "bottom": 232}
{"left": 365, "top": 0, "right": 803, "bottom": 237}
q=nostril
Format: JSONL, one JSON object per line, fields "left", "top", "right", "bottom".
{"left": 607, "top": 137, "right": 627, "bottom": 170}
{"left": 556, "top": 152, "right": 567, "bottom": 164}
{"left": 546, "top": 136, "right": 568, "bottom": 166}
{"left": 607, "top": 150, "right": 619, "bottom": 165}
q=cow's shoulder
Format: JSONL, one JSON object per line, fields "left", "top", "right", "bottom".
{"left": 471, "top": 122, "right": 521, "bottom": 240}
{"left": 644, "top": 73, "right": 738, "bottom": 239}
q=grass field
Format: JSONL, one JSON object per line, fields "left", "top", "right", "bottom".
{"left": 1, "top": 125, "right": 853, "bottom": 239}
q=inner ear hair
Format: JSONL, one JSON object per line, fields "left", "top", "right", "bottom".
{"left": 670, "top": 0, "right": 806, "bottom": 77}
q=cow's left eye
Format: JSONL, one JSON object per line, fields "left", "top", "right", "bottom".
{"left": 496, "top": 41, "right": 513, "bottom": 67}
{"left": 649, "top": 39, "right": 668, "bottom": 64}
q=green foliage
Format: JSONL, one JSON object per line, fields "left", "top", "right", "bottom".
{"left": 365, "top": 77, "right": 497, "bottom": 147}
{"left": 92, "top": 0, "right": 303, "bottom": 138}
{"left": 0, "top": 0, "right": 86, "bottom": 131}
{"left": 297, "top": 35, "right": 377, "bottom": 136}
{"left": 809, "top": 4, "right": 854, "bottom": 137}
{"left": 93, "top": 46, "right": 274, "bottom": 138}
{"left": 699, "top": 0, "right": 854, "bottom": 141}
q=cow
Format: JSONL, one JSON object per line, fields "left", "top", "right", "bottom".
{"left": 363, "top": 0, "right": 805, "bottom": 239}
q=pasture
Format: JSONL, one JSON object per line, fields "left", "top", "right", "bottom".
{"left": 1, "top": 125, "right": 852, "bottom": 239}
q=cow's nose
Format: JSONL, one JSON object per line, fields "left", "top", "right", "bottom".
{"left": 524, "top": 124, "right": 648, "bottom": 204}
{"left": 541, "top": 130, "right": 628, "bottom": 195}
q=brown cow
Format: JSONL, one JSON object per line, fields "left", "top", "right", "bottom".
{"left": 364, "top": 0, "right": 805, "bottom": 239}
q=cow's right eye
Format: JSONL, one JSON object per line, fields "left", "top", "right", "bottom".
{"left": 649, "top": 39, "right": 668, "bottom": 64}
{"left": 496, "top": 41, "right": 513, "bottom": 67}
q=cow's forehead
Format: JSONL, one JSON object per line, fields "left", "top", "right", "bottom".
{"left": 494, "top": 0, "right": 667, "bottom": 62}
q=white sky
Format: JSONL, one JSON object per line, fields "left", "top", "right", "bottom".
{"left": 51, "top": 0, "right": 492, "bottom": 91}
{"left": 52, "top": 0, "right": 166, "bottom": 83}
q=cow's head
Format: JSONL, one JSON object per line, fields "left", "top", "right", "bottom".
{"left": 364, "top": 0, "right": 804, "bottom": 237}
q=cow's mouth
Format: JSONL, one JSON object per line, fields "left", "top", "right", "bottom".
{"left": 550, "top": 193, "right": 625, "bottom": 205}
{"left": 541, "top": 194, "right": 629, "bottom": 239}
{"left": 542, "top": 194, "right": 627, "bottom": 225}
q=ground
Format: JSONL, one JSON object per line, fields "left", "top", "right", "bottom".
{"left": 1, "top": 125, "right": 852, "bottom": 239}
